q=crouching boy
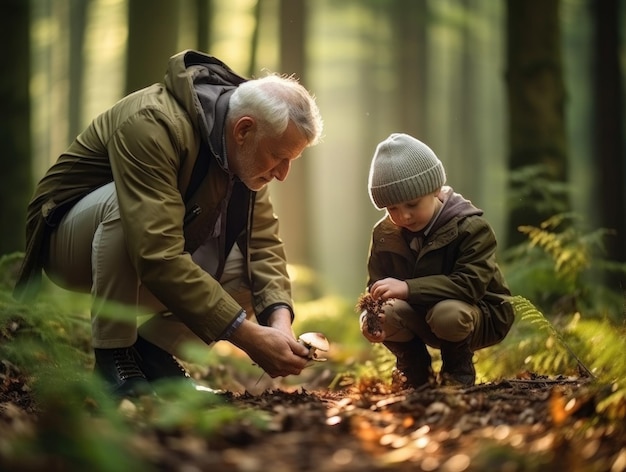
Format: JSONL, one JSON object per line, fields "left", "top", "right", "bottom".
{"left": 360, "top": 133, "right": 514, "bottom": 388}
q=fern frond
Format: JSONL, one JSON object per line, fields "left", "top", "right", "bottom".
{"left": 596, "top": 384, "right": 626, "bottom": 419}
{"left": 509, "top": 295, "right": 594, "bottom": 378}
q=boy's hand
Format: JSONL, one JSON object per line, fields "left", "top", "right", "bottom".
{"left": 360, "top": 311, "right": 386, "bottom": 343}
{"left": 369, "top": 277, "right": 409, "bottom": 301}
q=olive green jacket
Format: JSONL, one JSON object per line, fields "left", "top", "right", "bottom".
{"left": 15, "top": 50, "right": 293, "bottom": 343}
{"left": 367, "top": 187, "right": 514, "bottom": 346}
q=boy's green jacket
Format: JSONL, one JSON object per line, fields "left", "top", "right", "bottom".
{"left": 367, "top": 187, "right": 514, "bottom": 346}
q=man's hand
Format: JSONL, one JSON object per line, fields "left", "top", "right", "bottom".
{"left": 369, "top": 277, "right": 409, "bottom": 301}
{"left": 229, "top": 319, "right": 310, "bottom": 378}
{"left": 266, "top": 306, "right": 294, "bottom": 336}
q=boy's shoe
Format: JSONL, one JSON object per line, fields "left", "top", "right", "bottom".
{"left": 133, "top": 336, "right": 191, "bottom": 382}
{"left": 384, "top": 338, "right": 434, "bottom": 389}
{"left": 439, "top": 337, "right": 476, "bottom": 387}
{"left": 94, "top": 347, "right": 154, "bottom": 398}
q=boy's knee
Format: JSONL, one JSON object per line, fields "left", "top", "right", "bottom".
{"left": 380, "top": 299, "right": 417, "bottom": 342}
{"left": 426, "top": 300, "right": 478, "bottom": 342}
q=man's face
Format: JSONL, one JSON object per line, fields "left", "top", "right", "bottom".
{"left": 230, "top": 119, "right": 309, "bottom": 191}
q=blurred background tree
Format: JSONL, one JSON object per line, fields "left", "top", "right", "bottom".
{"left": 125, "top": 0, "right": 180, "bottom": 94}
{"left": 0, "top": 0, "right": 624, "bottom": 317}
{"left": 0, "top": 0, "right": 32, "bottom": 255}
{"left": 590, "top": 0, "right": 625, "bottom": 282}
{"left": 505, "top": 0, "right": 569, "bottom": 246}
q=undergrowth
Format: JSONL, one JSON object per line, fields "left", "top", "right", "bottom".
{"left": 2, "top": 242, "right": 626, "bottom": 470}
{"left": 0, "top": 255, "right": 268, "bottom": 472}
{"left": 477, "top": 295, "right": 626, "bottom": 419}
{"left": 503, "top": 213, "right": 626, "bottom": 322}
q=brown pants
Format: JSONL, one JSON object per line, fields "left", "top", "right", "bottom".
{"left": 44, "top": 182, "right": 253, "bottom": 360}
{"left": 381, "top": 299, "right": 486, "bottom": 350}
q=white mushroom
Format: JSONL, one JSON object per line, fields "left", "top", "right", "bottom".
{"left": 298, "top": 332, "right": 330, "bottom": 361}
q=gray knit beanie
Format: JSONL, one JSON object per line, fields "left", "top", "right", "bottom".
{"left": 368, "top": 133, "right": 446, "bottom": 209}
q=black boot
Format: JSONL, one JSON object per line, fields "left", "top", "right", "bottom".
{"left": 383, "top": 338, "right": 433, "bottom": 389}
{"left": 439, "top": 337, "right": 476, "bottom": 387}
{"left": 134, "top": 337, "right": 224, "bottom": 394}
{"left": 94, "top": 347, "right": 154, "bottom": 398}
{"left": 133, "top": 336, "right": 191, "bottom": 383}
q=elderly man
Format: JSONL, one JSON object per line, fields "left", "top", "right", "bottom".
{"left": 15, "top": 50, "right": 324, "bottom": 398}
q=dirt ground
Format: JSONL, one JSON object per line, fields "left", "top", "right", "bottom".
{"left": 1, "top": 361, "right": 625, "bottom": 472}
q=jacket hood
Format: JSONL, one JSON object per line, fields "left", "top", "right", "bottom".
{"left": 164, "top": 50, "right": 248, "bottom": 159}
{"left": 428, "top": 186, "right": 483, "bottom": 234}
{"left": 375, "top": 186, "right": 483, "bottom": 240}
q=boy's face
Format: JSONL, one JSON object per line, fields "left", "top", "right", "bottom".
{"left": 386, "top": 191, "right": 440, "bottom": 232}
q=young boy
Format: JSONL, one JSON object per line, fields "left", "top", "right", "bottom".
{"left": 360, "top": 133, "right": 514, "bottom": 388}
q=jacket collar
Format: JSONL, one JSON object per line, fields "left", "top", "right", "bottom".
{"left": 164, "top": 50, "right": 247, "bottom": 172}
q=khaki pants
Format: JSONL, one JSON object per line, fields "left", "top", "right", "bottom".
{"left": 382, "top": 299, "right": 486, "bottom": 351}
{"left": 44, "top": 182, "right": 253, "bottom": 358}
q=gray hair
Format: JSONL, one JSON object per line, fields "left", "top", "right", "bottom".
{"left": 228, "top": 74, "right": 323, "bottom": 145}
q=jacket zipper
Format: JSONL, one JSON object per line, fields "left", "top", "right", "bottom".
{"left": 184, "top": 204, "right": 202, "bottom": 225}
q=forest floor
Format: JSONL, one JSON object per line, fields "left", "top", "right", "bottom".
{"left": 2, "top": 360, "right": 626, "bottom": 472}
{"left": 1, "top": 253, "right": 625, "bottom": 472}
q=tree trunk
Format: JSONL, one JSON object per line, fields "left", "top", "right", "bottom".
{"left": 0, "top": 0, "right": 32, "bottom": 255}
{"left": 505, "top": 0, "right": 569, "bottom": 247}
{"left": 248, "top": 0, "right": 262, "bottom": 77}
{"left": 68, "top": 0, "right": 89, "bottom": 140}
{"left": 458, "top": 0, "right": 480, "bottom": 200}
{"left": 126, "top": 0, "right": 180, "bottom": 94}
{"left": 591, "top": 0, "right": 625, "bottom": 266}
{"left": 392, "top": 0, "right": 427, "bottom": 136}
{"left": 196, "top": 0, "right": 213, "bottom": 53}
{"left": 270, "top": 0, "right": 310, "bottom": 266}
